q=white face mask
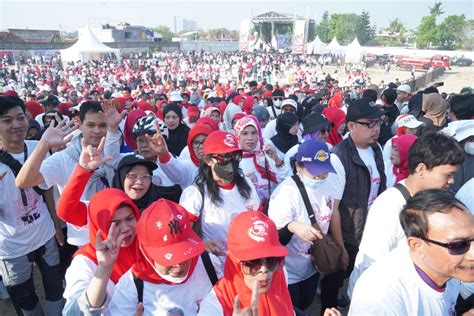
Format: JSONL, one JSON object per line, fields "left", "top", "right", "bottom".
{"left": 141, "top": 246, "right": 189, "bottom": 284}
{"left": 464, "top": 142, "right": 474, "bottom": 155}
{"left": 273, "top": 100, "right": 282, "bottom": 109}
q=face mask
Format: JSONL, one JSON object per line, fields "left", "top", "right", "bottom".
{"left": 464, "top": 142, "right": 474, "bottom": 155}
{"left": 301, "top": 174, "right": 327, "bottom": 190}
{"left": 141, "top": 246, "right": 189, "bottom": 283}
{"left": 273, "top": 100, "right": 282, "bottom": 109}
{"left": 213, "top": 160, "right": 239, "bottom": 181}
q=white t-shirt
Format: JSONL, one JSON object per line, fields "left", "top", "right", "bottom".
{"left": 63, "top": 255, "right": 115, "bottom": 315}
{"left": 108, "top": 256, "right": 221, "bottom": 316}
{"left": 384, "top": 159, "right": 396, "bottom": 189}
{"left": 179, "top": 179, "right": 260, "bottom": 248}
{"left": 348, "top": 180, "right": 408, "bottom": 298}
{"left": 456, "top": 178, "right": 474, "bottom": 214}
{"left": 330, "top": 146, "right": 381, "bottom": 209}
{"left": 39, "top": 149, "right": 92, "bottom": 246}
{"left": 349, "top": 244, "right": 460, "bottom": 316}
{"left": 268, "top": 175, "right": 341, "bottom": 284}
{"left": 0, "top": 141, "right": 55, "bottom": 259}
{"left": 160, "top": 155, "right": 198, "bottom": 189}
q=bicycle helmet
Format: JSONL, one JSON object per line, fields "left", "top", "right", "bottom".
{"left": 132, "top": 116, "right": 168, "bottom": 140}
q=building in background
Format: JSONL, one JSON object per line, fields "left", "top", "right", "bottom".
{"left": 91, "top": 23, "right": 162, "bottom": 43}
{"left": 5, "top": 29, "right": 61, "bottom": 43}
{"left": 173, "top": 16, "right": 197, "bottom": 33}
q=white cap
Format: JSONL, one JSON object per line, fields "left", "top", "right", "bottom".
{"left": 396, "top": 84, "right": 411, "bottom": 94}
{"left": 281, "top": 99, "right": 297, "bottom": 110}
{"left": 169, "top": 91, "right": 183, "bottom": 102}
{"left": 395, "top": 114, "right": 424, "bottom": 129}
{"left": 441, "top": 120, "right": 474, "bottom": 142}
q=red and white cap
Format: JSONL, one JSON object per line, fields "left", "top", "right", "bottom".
{"left": 203, "top": 130, "right": 241, "bottom": 156}
{"left": 136, "top": 199, "right": 204, "bottom": 266}
{"left": 227, "top": 211, "right": 288, "bottom": 261}
{"left": 395, "top": 114, "right": 424, "bottom": 129}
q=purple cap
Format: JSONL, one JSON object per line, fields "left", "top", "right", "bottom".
{"left": 296, "top": 140, "right": 335, "bottom": 177}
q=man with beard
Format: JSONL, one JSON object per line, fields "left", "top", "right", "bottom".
{"left": 320, "top": 97, "right": 387, "bottom": 312}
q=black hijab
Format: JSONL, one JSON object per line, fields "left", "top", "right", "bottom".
{"left": 271, "top": 112, "right": 299, "bottom": 154}
{"left": 112, "top": 162, "right": 162, "bottom": 212}
{"left": 163, "top": 103, "right": 190, "bottom": 156}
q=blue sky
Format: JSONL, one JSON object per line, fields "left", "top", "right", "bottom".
{"left": 1, "top": 0, "right": 472, "bottom": 32}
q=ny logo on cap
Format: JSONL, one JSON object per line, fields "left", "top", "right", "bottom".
{"left": 168, "top": 220, "right": 183, "bottom": 235}
{"left": 314, "top": 150, "right": 329, "bottom": 162}
{"left": 369, "top": 101, "right": 377, "bottom": 108}
{"left": 247, "top": 220, "right": 268, "bottom": 243}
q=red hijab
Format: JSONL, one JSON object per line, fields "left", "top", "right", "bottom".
{"left": 214, "top": 252, "right": 293, "bottom": 316}
{"left": 323, "top": 107, "right": 346, "bottom": 146}
{"left": 155, "top": 100, "right": 167, "bottom": 120}
{"left": 392, "top": 134, "right": 418, "bottom": 184}
{"left": 195, "top": 116, "right": 220, "bottom": 132}
{"left": 124, "top": 109, "right": 146, "bottom": 151}
{"left": 186, "top": 124, "right": 213, "bottom": 166}
{"left": 74, "top": 189, "right": 139, "bottom": 284}
{"left": 242, "top": 96, "right": 255, "bottom": 115}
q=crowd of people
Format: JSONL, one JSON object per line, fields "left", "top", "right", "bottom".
{"left": 0, "top": 51, "right": 473, "bottom": 316}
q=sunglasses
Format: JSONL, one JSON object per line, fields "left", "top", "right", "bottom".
{"left": 239, "top": 257, "right": 284, "bottom": 276}
{"left": 421, "top": 237, "right": 473, "bottom": 255}
{"left": 272, "top": 97, "right": 284, "bottom": 101}
{"left": 211, "top": 152, "right": 242, "bottom": 165}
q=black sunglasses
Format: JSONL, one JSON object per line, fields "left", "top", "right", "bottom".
{"left": 239, "top": 257, "right": 284, "bottom": 276}
{"left": 421, "top": 237, "right": 473, "bottom": 255}
{"left": 211, "top": 152, "right": 242, "bottom": 165}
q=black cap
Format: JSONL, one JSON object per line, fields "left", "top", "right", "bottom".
{"left": 302, "top": 112, "right": 331, "bottom": 134}
{"left": 117, "top": 154, "right": 157, "bottom": 173}
{"left": 346, "top": 97, "right": 386, "bottom": 122}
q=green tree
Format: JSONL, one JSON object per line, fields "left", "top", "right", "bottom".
{"left": 316, "top": 11, "right": 331, "bottom": 43}
{"left": 153, "top": 25, "right": 174, "bottom": 42}
{"left": 416, "top": 15, "right": 438, "bottom": 48}
{"left": 460, "top": 19, "right": 474, "bottom": 50}
{"left": 439, "top": 15, "right": 466, "bottom": 49}
{"left": 357, "top": 10, "right": 376, "bottom": 44}
{"left": 429, "top": 2, "right": 444, "bottom": 18}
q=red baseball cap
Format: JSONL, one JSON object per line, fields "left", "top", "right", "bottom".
{"left": 136, "top": 199, "right": 204, "bottom": 266}
{"left": 227, "top": 211, "right": 288, "bottom": 261}
{"left": 203, "top": 131, "right": 241, "bottom": 156}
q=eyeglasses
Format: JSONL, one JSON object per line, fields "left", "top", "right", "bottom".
{"left": 354, "top": 119, "right": 383, "bottom": 129}
{"left": 211, "top": 152, "right": 242, "bottom": 165}
{"left": 239, "top": 257, "right": 284, "bottom": 276}
{"left": 191, "top": 140, "right": 205, "bottom": 148}
{"left": 125, "top": 173, "right": 152, "bottom": 182}
{"left": 318, "top": 128, "right": 331, "bottom": 135}
{"left": 420, "top": 237, "right": 473, "bottom": 255}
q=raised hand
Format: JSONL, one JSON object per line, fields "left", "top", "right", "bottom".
{"left": 79, "top": 137, "right": 112, "bottom": 172}
{"left": 144, "top": 120, "right": 169, "bottom": 157}
{"left": 263, "top": 143, "right": 282, "bottom": 164}
{"left": 95, "top": 223, "right": 125, "bottom": 268}
{"left": 233, "top": 281, "right": 259, "bottom": 316}
{"left": 40, "top": 118, "right": 77, "bottom": 149}
{"left": 102, "top": 99, "right": 127, "bottom": 132}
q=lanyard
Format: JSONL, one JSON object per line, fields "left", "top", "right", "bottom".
{"left": 20, "top": 143, "right": 28, "bottom": 207}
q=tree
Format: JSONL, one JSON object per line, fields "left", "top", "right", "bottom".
{"left": 153, "top": 25, "right": 174, "bottom": 42}
{"left": 460, "top": 19, "right": 474, "bottom": 50}
{"left": 315, "top": 11, "right": 331, "bottom": 43}
{"left": 416, "top": 15, "right": 438, "bottom": 48}
{"left": 439, "top": 15, "right": 466, "bottom": 49}
{"left": 357, "top": 10, "right": 376, "bottom": 44}
{"left": 429, "top": 2, "right": 444, "bottom": 18}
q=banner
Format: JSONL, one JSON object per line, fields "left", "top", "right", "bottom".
{"left": 292, "top": 20, "right": 306, "bottom": 54}
{"left": 239, "top": 20, "right": 251, "bottom": 52}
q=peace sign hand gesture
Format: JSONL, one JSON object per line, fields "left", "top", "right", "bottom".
{"left": 145, "top": 120, "right": 169, "bottom": 158}
{"left": 95, "top": 222, "right": 126, "bottom": 268}
{"left": 79, "top": 137, "right": 112, "bottom": 172}
{"left": 233, "top": 281, "right": 259, "bottom": 316}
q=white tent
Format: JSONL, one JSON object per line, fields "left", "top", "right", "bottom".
{"left": 327, "top": 37, "right": 344, "bottom": 54}
{"left": 307, "top": 36, "right": 328, "bottom": 55}
{"left": 61, "top": 26, "right": 120, "bottom": 63}
{"left": 345, "top": 37, "right": 364, "bottom": 63}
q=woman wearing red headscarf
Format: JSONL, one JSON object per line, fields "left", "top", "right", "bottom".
{"left": 147, "top": 122, "right": 214, "bottom": 189}
{"left": 123, "top": 109, "right": 146, "bottom": 151}
{"left": 199, "top": 211, "right": 293, "bottom": 316}
{"left": 385, "top": 134, "right": 418, "bottom": 188}
{"left": 322, "top": 107, "right": 346, "bottom": 146}
{"left": 61, "top": 143, "right": 139, "bottom": 314}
